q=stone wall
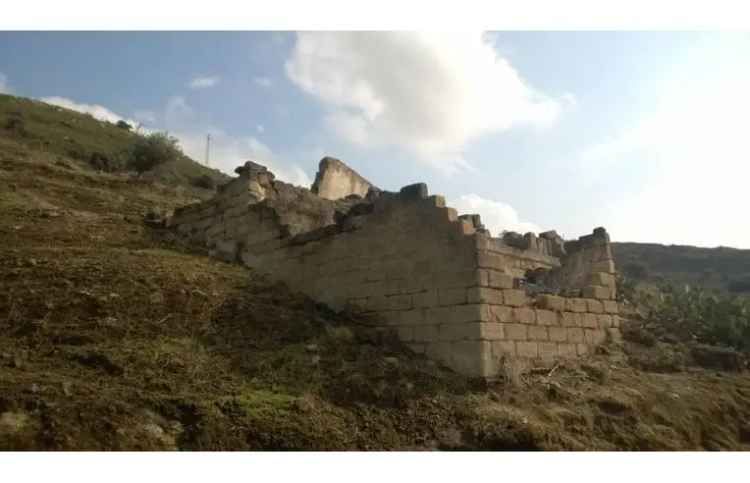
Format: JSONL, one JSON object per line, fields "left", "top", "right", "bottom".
{"left": 310, "top": 156, "right": 375, "bottom": 200}
{"left": 169, "top": 159, "right": 621, "bottom": 379}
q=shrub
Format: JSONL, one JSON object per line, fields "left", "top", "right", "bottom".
{"left": 116, "top": 120, "right": 132, "bottom": 130}
{"left": 191, "top": 174, "right": 216, "bottom": 190}
{"left": 648, "top": 287, "right": 750, "bottom": 352}
{"left": 129, "top": 132, "right": 182, "bottom": 174}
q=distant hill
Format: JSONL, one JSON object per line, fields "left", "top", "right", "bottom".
{"left": 613, "top": 242, "right": 750, "bottom": 293}
{"left": 0, "top": 93, "right": 230, "bottom": 193}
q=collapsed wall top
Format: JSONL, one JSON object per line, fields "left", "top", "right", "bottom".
{"left": 310, "top": 156, "right": 378, "bottom": 200}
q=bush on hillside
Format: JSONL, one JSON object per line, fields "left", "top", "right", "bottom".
{"left": 129, "top": 132, "right": 182, "bottom": 174}
{"left": 116, "top": 120, "right": 132, "bottom": 130}
{"left": 191, "top": 174, "right": 216, "bottom": 190}
{"left": 647, "top": 287, "right": 750, "bottom": 352}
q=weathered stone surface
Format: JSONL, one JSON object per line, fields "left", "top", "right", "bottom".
{"left": 488, "top": 271, "right": 514, "bottom": 289}
{"left": 311, "top": 156, "right": 374, "bottom": 200}
{"left": 566, "top": 298, "right": 587, "bottom": 313}
{"left": 602, "top": 300, "right": 619, "bottom": 314}
{"left": 503, "top": 323, "right": 528, "bottom": 341}
{"left": 503, "top": 289, "right": 527, "bottom": 307}
{"left": 581, "top": 313, "right": 599, "bottom": 329}
{"left": 538, "top": 342, "right": 558, "bottom": 361}
{"left": 528, "top": 325, "right": 548, "bottom": 341}
{"left": 537, "top": 294, "right": 565, "bottom": 311}
{"left": 512, "top": 307, "right": 536, "bottom": 324}
{"left": 466, "top": 287, "right": 503, "bottom": 305}
{"left": 586, "top": 299, "right": 604, "bottom": 313}
{"left": 549, "top": 327, "right": 567, "bottom": 342}
{"left": 567, "top": 327, "right": 584, "bottom": 343}
{"left": 561, "top": 311, "right": 581, "bottom": 327}
{"left": 490, "top": 305, "right": 512, "bottom": 323}
{"left": 536, "top": 309, "right": 559, "bottom": 326}
{"left": 583, "top": 285, "right": 610, "bottom": 300}
{"left": 491, "top": 340, "right": 516, "bottom": 358}
{"left": 516, "top": 341, "right": 539, "bottom": 358}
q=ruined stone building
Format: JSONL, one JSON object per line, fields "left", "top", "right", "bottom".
{"left": 169, "top": 157, "right": 621, "bottom": 378}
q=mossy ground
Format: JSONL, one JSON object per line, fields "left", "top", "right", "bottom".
{"left": 2, "top": 95, "right": 750, "bottom": 450}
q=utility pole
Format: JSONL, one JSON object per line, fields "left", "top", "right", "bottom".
{"left": 205, "top": 133, "right": 211, "bottom": 167}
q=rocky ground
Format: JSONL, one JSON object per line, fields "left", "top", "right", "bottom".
{"left": 2, "top": 130, "right": 750, "bottom": 450}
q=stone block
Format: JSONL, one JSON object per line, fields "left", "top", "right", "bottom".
{"left": 606, "top": 327, "right": 623, "bottom": 344}
{"left": 583, "top": 285, "right": 611, "bottom": 300}
{"left": 397, "top": 326, "right": 414, "bottom": 342}
{"left": 597, "top": 314, "right": 613, "bottom": 329}
{"left": 586, "top": 299, "right": 604, "bottom": 313}
{"left": 536, "top": 309, "right": 559, "bottom": 326}
{"left": 581, "top": 313, "right": 599, "bottom": 329}
{"left": 549, "top": 326, "right": 567, "bottom": 342}
{"left": 558, "top": 343, "right": 577, "bottom": 358}
{"left": 488, "top": 271, "right": 514, "bottom": 289}
{"left": 479, "top": 322, "right": 504, "bottom": 340}
{"left": 424, "top": 306, "right": 452, "bottom": 325}
{"left": 450, "top": 304, "right": 485, "bottom": 324}
{"left": 584, "top": 329, "right": 606, "bottom": 345}
{"left": 576, "top": 344, "right": 589, "bottom": 356}
{"left": 491, "top": 340, "right": 516, "bottom": 358}
{"left": 516, "top": 341, "right": 539, "bottom": 358}
{"left": 466, "top": 287, "right": 503, "bottom": 305}
{"left": 503, "top": 289, "right": 527, "bottom": 307}
{"left": 438, "top": 287, "right": 467, "bottom": 306}
{"left": 612, "top": 315, "right": 621, "bottom": 328}
{"left": 407, "top": 343, "right": 425, "bottom": 354}
{"left": 591, "top": 272, "right": 616, "bottom": 288}
{"left": 424, "top": 341, "right": 453, "bottom": 365}
{"left": 503, "top": 323, "right": 527, "bottom": 341}
{"left": 602, "top": 300, "right": 619, "bottom": 314}
{"left": 560, "top": 311, "right": 581, "bottom": 327}
{"left": 591, "top": 260, "right": 615, "bottom": 273}
{"left": 528, "top": 325, "right": 548, "bottom": 341}
{"left": 414, "top": 324, "right": 441, "bottom": 342}
{"left": 567, "top": 327, "right": 584, "bottom": 343}
{"left": 477, "top": 251, "right": 505, "bottom": 270}
{"left": 441, "top": 323, "right": 479, "bottom": 341}
{"left": 400, "top": 308, "right": 426, "bottom": 325}
{"left": 538, "top": 342, "right": 558, "bottom": 361}
{"left": 566, "top": 298, "right": 587, "bottom": 313}
{"left": 490, "top": 305, "right": 512, "bottom": 323}
{"left": 412, "top": 289, "right": 438, "bottom": 309}
{"left": 512, "top": 307, "right": 536, "bottom": 324}
{"left": 537, "top": 294, "right": 565, "bottom": 311}
{"left": 451, "top": 340, "right": 494, "bottom": 378}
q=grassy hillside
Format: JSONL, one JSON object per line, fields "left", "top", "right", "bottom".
{"left": 1, "top": 95, "right": 750, "bottom": 450}
{"left": 0, "top": 93, "right": 229, "bottom": 192}
{"left": 613, "top": 242, "right": 750, "bottom": 293}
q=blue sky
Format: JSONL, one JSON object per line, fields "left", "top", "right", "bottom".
{"left": 1, "top": 31, "right": 748, "bottom": 248}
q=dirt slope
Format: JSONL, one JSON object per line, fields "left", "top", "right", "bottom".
{"left": 1, "top": 108, "right": 750, "bottom": 450}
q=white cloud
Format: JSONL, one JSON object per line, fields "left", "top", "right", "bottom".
{"left": 188, "top": 76, "right": 220, "bottom": 89}
{"left": 38, "top": 96, "right": 139, "bottom": 127}
{"left": 256, "top": 124, "right": 265, "bottom": 133}
{"left": 450, "top": 193, "right": 539, "bottom": 237}
{"left": 286, "top": 32, "right": 565, "bottom": 174}
{"left": 0, "top": 73, "right": 11, "bottom": 94}
{"left": 254, "top": 76, "right": 272, "bottom": 88}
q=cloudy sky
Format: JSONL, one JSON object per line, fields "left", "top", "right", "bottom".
{"left": 1, "top": 31, "right": 748, "bottom": 248}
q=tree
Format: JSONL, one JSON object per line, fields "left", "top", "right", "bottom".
{"left": 116, "top": 120, "right": 132, "bottom": 130}
{"left": 129, "top": 132, "right": 182, "bottom": 174}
